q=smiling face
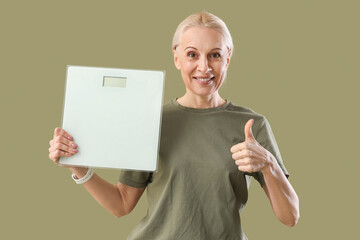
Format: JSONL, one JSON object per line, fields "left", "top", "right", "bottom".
{"left": 173, "top": 26, "right": 231, "bottom": 99}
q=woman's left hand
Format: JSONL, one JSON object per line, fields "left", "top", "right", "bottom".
{"left": 230, "top": 119, "right": 273, "bottom": 173}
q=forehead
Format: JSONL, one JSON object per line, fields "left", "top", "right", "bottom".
{"left": 179, "top": 26, "right": 226, "bottom": 50}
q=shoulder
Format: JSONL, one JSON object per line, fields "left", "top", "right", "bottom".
{"left": 161, "top": 99, "right": 179, "bottom": 119}
{"left": 226, "top": 101, "right": 268, "bottom": 124}
{"left": 162, "top": 99, "right": 174, "bottom": 110}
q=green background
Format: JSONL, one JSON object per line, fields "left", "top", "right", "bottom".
{"left": 1, "top": 0, "right": 359, "bottom": 239}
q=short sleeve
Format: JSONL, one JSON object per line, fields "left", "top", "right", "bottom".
{"left": 118, "top": 170, "right": 153, "bottom": 188}
{"left": 252, "top": 117, "right": 289, "bottom": 186}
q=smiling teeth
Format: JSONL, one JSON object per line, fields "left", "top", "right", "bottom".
{"left": 197, "top": 78, "right": 212, "bottom": 81}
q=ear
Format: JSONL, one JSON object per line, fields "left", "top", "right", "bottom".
{"left": 224, "top": 50, "right": 231, "bottom": 70}
{"left": 173, "top": 48, "right": 181, "bottom": 70}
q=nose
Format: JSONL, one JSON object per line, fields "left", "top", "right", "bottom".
{"left": 198, "top": 56, "right": 211, "bottom": 73}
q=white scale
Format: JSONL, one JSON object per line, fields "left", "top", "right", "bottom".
{"left": 59, "top": 65, "right": 165, "bottom": 171}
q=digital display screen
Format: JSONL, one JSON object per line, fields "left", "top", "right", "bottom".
{"left": 103, "top": 76, "right": 127, "bottom": 88}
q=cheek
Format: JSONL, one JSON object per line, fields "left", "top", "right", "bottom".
{"left": 182, "top": 61, "right": 196, "bottom": 74}
{"left": 213, "top": 61, "right": 227, "bottom": 74}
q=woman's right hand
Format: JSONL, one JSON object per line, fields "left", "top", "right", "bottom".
{"left": 48, "top": 128, "right": 145, "bottom": 218}
{"left": 48, "top": 127, "right": 78, "bottom": 164}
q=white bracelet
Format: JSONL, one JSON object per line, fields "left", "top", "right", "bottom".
{"left": 72, "top": 168, "right": 94, "bottom": 184}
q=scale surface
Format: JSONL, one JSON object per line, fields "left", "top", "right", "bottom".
{"left": 59, "top": 65, "right": 165, "bottom": 171}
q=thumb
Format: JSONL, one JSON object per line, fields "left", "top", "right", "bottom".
{"left": 245, "top": 119, "right": 255, "bottom": 142}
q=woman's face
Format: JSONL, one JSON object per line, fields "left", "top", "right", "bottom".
{"left": 173, "top": 26, "right": 231, "bottom": 98}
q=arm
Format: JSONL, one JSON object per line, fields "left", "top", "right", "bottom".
{"left": 261, "top": 157, "right": 299, "bottom": 227}
{"left": 49, "top": 128, "right": 145, "bottom": 218}
{"left": 70, "top": 167, "right": 145, "bottom": 218}
{"left": 231, "top": 119, "right": 300, "bottom": 226}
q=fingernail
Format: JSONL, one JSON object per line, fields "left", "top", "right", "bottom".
{"left": 71, "top": 143, "right": 77, "bottom": 148}
{"left": 67, "top": 136, "right": 73, "bottom": 140}
{"left": 72, "top": 149, "right": 78, "bottom": 153}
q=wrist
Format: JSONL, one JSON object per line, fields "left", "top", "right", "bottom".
{"left": 71, "top": 168, "right": 94, "bottom": 184}
{"left": 261, "top": 152, "right": 276, "bottom": 177}
{"left": 69, "top": 167, "right": 88, "bottom": 179}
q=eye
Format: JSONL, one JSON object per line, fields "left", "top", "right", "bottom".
{"left": 187, "top": 52, "right": 197, "bottom": 58}
{"left": 210, "top": 52, "right": 221, "bottom": 58}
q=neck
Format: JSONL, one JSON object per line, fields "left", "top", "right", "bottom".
{"left": 177, "top": 92, "right": 226, "bottom": 109}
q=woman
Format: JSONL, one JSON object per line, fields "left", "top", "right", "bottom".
{"left": 49, "top": 12, "right": 299, "bottom": 239}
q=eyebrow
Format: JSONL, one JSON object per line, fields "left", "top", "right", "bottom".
{"left": 185, "top": 46, "right": 223, "bottom": 51}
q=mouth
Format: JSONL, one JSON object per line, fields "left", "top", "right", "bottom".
{"left": 193, "top": 76, "right": 215, "bottom": 82}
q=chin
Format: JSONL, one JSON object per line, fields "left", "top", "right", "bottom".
{"left": 189, "top": 88, "right": 217, "bottom": 97}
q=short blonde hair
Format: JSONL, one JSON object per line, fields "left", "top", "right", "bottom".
{"left": 172, "top": 11, "right": 234, "bottom": 58}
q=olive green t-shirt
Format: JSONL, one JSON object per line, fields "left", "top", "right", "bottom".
{"left": 118, "top": 98, "right": 288, "bottom": 240}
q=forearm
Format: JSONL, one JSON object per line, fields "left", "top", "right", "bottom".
{"left": 261, "top": 157, "right": 300, "bottom": 227}
{"left": 70, "top": 167, "right": 127, "bottom": 218}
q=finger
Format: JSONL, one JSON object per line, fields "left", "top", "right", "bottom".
{"left": 51, "top": 135, "right": 78, "bottom": 149}
{"left": 238, "top": 165, "right": 254, "bottom": 173}
{"left": 49, "top": 150, "right": 74, "bottom": 163}
{"left": 50, "top": 142, "right": 78, "bottom": 154}
{"left": 232, "top": 149, "right": 255, "bottom": 161}
{"left": 53, "top": 127, "right": 73, "bottom": 141}
{"left": 230, "top": 141, "right": 253, "bottom": 153}
{"left": 235, "top": 157, "right": 252, "bottom": 166}
{"left": 245, "top": 119, "right": 255, "bottom": 142}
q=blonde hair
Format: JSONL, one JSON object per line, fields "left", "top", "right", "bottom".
{"left": 172, "top": 11, "right": 234, "bottom": 58}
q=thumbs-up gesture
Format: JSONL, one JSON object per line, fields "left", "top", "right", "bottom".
{"left": 230, "top": 119, "right": 272, "bottom": 173}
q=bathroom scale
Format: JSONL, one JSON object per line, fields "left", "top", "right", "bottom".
{"left": 59, "top": 65, "right": 165, "bottom": 171}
